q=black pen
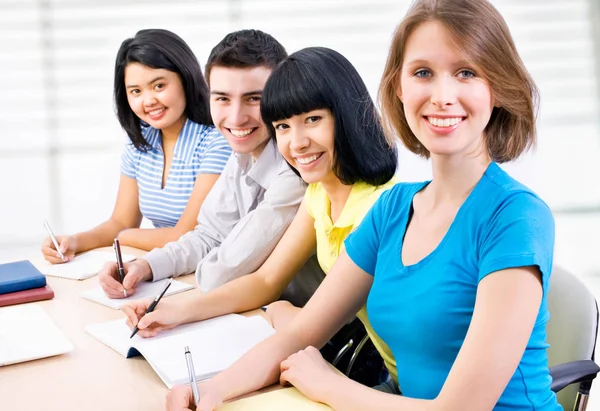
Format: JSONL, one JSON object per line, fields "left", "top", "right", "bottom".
{"left": 130, "top": 278, "right": 173, "bottom": 338}
{"left": 113, "top": 238, "right": 127, "bottom": 297}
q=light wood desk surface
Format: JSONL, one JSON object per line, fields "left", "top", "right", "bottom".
{"left": 0, "top": 247, "right": 270, "bottom": 411}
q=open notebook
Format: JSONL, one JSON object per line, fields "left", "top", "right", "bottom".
{"left": 221, "top": 388, "right": 332, "bottom": 410}
{"left": 80, "top": 278, "right": 194, "bottom": 310}
{"left": 85, "top": 314, "right": 275, "bottom": 388}
{"left": 31, "top": 250, "right": 135, "bottom": 280}
{"left": 0, "top": 304, "right": 73, "bottom": 366}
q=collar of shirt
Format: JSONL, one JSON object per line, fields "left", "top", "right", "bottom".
{"left": 141, "top": 118, "right": 203, "bottom": 165}
{"left": 235, "top": 139, "right": 284, "bottom": 190}
{"left": 320, "top": 181, "right": 382, "bottom": 229}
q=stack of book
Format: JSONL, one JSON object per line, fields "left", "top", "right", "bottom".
{"left": 0, "top": 260, "right": 54, "bottom": 307}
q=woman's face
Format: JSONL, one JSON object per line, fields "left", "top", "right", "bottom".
{"left": 124, "top": 62, "right": 187, "bottom": 131}
{"left": 399, "top": 20, "right": 495, "bottom": 160}
{"left": 273, "top": 109, "right": 336, "bottom": 185}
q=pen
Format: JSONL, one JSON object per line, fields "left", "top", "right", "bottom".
{"left": 43, "top": 219, "right": 66, "bottom": 262}
{"left": 129, "top": 278, "right": 173, "bottom": 338}
{"left": 184, "top": 346, "right": 201, "bottom": 406}
{"left": 113, "top": 238, "right": 127, "bottom": 297}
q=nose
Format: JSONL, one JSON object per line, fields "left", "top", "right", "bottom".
{"left": 288, "top": 127, "right": 309, "bottom": 152}
{"left": 143, "top": 92, "right": 158, "bottom": 107}
{"left": 430, "top": 75, "right": 457, "bottom": 108}
{"left": 229, "top": 100, "right": 249, "bottom": 126}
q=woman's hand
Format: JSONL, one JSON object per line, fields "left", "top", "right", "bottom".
{"left": 279, "top": 346, "right": 342, "bottom": 404}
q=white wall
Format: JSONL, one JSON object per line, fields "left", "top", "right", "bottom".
{"left": 1, "top": 0, "right": 599, "bottom": 247}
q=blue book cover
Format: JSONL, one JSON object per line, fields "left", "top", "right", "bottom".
{"left": 0, "top": 260, "right": 47, "bottom": 295}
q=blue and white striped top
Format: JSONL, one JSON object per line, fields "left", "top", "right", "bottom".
{"left": 121, "top": 119, "right": 231, "bottom": 228}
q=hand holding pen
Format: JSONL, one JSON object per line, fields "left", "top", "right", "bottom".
{"left": 129, "top": 278, "right": 173, "bottom": 338}
{"left": 41, "top": 220, "right": 75, "bottom": 264}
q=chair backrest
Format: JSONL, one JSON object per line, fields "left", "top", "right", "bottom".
{"left": 546, "top": 265, "right": 599, "bottom": 408}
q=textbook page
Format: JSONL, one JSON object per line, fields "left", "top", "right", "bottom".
{"left": 85, "top": 314, "right": 275, "bottom": 388}
{"left": 0, "top": 304, "right": 73, "bottom": 366}
{"left": 221, "top": 388, "right": 332, "bottom": 410}
{"left": 32, "top": 250, "right": 135, "bottom": 280}
{"left": 79, "top": 278, "right": 194, "bottom": 309}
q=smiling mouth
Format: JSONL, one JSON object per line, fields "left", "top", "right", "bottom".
{"left": 425, "top": 116, "right": 465, "bottom": 127}
{"left": 295, "top": 153, "right": 323, "bottom": 165}
{"left": 228, "top": 128, "right": 258, "bottom": 138}
{"left": 147, "top": 108, "right": 166, "bottom": 117}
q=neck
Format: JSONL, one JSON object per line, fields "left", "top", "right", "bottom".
{"left": 161, "top": 116, "right": 186, "bottom": 143}
{"left": 320, "top": 173, "right": 353, "bottom": 220}
{"left": 250, "top": 139, "right": 271, "bottom": 161}
{"left": 427, "top": 153, "right": 492, "bottom": 207}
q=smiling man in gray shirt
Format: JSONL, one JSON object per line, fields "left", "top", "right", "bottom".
{"left": 99, "top": 30, "right": 324, "bottom": 308}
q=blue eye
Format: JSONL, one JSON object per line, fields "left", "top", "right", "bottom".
{"left": 414, "top": 69, "right": 432, "bottom": 78}
{"left": 458, "top": 69, "right": 476, "bottom": 78}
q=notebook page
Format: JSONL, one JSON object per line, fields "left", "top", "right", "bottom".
{"left": 220, "top": 388, "right": 332, "bottom": 410}
{"left": 138, "top": 315, "right": 275, "bottom": 388}
{"left": 32, "top": 250, "right": 135, "bottom": 280}
{"left": 79, "top": 279, "right": 194, "bottom": 310}
{"left": 85, "top": 314, "right": 250, "bottom": 361}
{"left": 0, "top": 304, "right": 73, "bottom": 366}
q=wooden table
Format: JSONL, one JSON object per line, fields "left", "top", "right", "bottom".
{"left": 0, "top": 247, "right": 268, "bottom": 411}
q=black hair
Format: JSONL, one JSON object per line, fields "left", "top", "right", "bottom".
{"left": 114, "top": 29, "right": 212, "bottom": 151}
{"left": 261, "top": 47, "right": 397, "bottom": 186}
{"left": 205, "top": 29, "right": 287, "bottom": 83}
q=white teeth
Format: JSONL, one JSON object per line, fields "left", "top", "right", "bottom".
{"left": 296, "top": 154, "right": 320, "bottom": 165}
{"left": 149, "top": 108, "right": 164, "bottom": 116}
{"left": 230, "top": 129, "right": 254, "bottom": 137}
{"left": 427, "top": 117, "right": 463, "bottom": 127}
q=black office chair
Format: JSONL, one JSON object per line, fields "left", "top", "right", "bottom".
{"left": 547, "top": 265, "right": 600, "bottom": 410}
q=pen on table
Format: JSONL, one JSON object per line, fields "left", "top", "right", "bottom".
{"left": 43, "top": 219, "right": 66, "bottom": 262}
{"left": 184, "top": 346, "right": 201, "bottom": 406}
{"left": 113, "top": 238, "right": 127, "bottom": 297}
{"left": 129, "top": 278, "right": 173, "bottom": 338}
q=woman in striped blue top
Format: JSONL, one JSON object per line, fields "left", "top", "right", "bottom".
{"left": 41, "top": 29, "right": 231, "bottom": 262}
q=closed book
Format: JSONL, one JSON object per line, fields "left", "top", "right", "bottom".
{"left": 0, "top": 260, "right": 47, "bottom": 295}
{"left": 0, "top": 285, "right": 55, "bottom": 307}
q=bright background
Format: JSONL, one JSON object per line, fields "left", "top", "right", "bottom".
{"left": 1, "top": 0, "right": 600, "bottom": 405}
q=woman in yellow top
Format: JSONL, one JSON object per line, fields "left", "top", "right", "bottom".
{"left": 124, "top": 45, "right": 398, "bottom": 387}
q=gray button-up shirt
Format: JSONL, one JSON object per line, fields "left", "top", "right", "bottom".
{"left": 143, "top": 140, "right": 325, "bottom": 307}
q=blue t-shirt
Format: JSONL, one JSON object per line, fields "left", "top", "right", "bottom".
{"left": 121, "top": 119, "right": 231, "bottom": 228}
{"left": 345, "top": 162, "right": 560, "bottom": 410}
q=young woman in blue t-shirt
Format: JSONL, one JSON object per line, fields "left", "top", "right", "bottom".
{"left": 166, "top": 0, "right": 561, "bottom": 410}
{"left": 41, "top": 29, "right": 231, "bottom": 262}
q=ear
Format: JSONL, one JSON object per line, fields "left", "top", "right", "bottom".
{"left": 395, "top": 86, "right": 403, "bottom": 103}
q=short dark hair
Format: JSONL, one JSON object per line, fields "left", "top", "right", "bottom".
{"left": 261, "top": 47, "right": 397, "bottom": 186}
{"left": 205, "top": 29, "right": 287, "bottom": 84}
{"left": 114, "top": 29, "right": 212, "bottom": 151}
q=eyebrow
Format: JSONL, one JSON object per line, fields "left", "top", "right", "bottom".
{"left": 404, "top": 58, "right": 473, "bottom": 67}
{"left": 210, "top": 90, "right": 263, "bottom": 97}
{"left": 126, "top": 76, "right": 166, "bottom": 89}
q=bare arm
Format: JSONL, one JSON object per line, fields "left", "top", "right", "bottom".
{"left": 199, "top": 252, "right": 373, "bottom": 404}
{"left": 118, "top": 173, "right": 220, "bottom": 251}
{"left": 309, "top": 266, "right": 544, "bottom": 411}
{"left": 72, "top": 174, "right": 143, "bottom": 253}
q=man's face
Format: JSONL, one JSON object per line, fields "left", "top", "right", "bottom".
{"left": 209, "top": 66, "right": 273, "bottom": 159}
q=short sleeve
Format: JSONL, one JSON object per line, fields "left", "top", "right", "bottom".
{"left": 120, "top": 144, "right": 138, "bottom": 179}
{"left": 197, "top": 129, "right": 232, "bottom": 174}
{"left": 478, "top": 192, "right": 555, "bottom": 290}
{"left": 344, "top": 187, "right": 393, "bottom": 276}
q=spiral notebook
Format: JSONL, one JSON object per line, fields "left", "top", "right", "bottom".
{"left": 0, "top": 304, "right": 73, "bottom": 366}
{"left": 85, "top": 314, "right": 275, "bottom": 388}
{"left": 31, "top": 250, "right": 136, "bottom": 280}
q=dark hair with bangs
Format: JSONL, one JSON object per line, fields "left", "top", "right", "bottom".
{"left": 261, "top": 47, "right": 397, "bottom": 186}
{"left": 114, "top": 29, "right": 212, "bottom": 151}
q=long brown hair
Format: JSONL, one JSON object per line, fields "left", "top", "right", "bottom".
{"left": 379, "top": 0, "right": 539, "bottom": 163}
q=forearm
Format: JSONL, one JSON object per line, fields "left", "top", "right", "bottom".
{"left": 119, "top": 226, "right": 188, "bottom": 251}
{"left": 183, "top": 272, "right": 281, "bottom": 323}
{"left": 324, "top": 376, "right": 434, "bottom": 411}
{"left": 210, "top": 329, "right": 308, "bottom": 402}
{"left": 74, "top": 220, "right": 128, "bottom": 253}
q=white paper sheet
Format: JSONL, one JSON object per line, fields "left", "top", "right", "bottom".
{"left": 32, "top": 250, "right": 136, "bottom": 280}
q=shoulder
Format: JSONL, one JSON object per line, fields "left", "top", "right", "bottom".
{"left": 481, "top": 164, "right": 553, "bottom": 228}
{"left": 376, "top": 181, "right": 428, "bottom": 211}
